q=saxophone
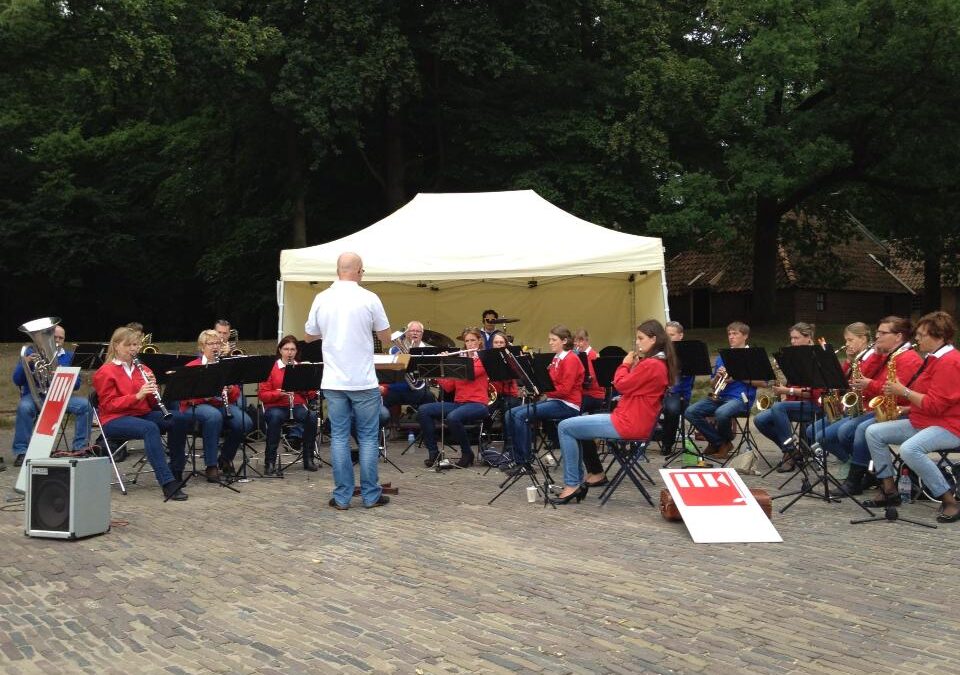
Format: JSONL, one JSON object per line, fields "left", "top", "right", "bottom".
{"left": 867, "top": 343, "right": 910, "bottom": 423}
{"left": 840, "top": 343, "right": 873, "bottom": 417}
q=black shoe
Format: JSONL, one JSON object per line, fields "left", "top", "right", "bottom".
{"left": 303, "top": 457, "right": 318, "bottom": 472}
{"left": 328, "top": 497, "right": 349, "bottom": 511}
{"left": 862, "top": 490, "right": 902, "bottom": 508}
{"left": 550, "top": 484, "right": 588, "bottom": 505}
{"left": 424, "top": 454, "right": 438, "bottom": 468}
{"left": 162, "top": 481, "right": 188, "bottom": 501}
{"left": 14, "top": 454, "right": 25, "bottom": 468}
{"left": 455, "top": 454, "right": 474, "bottom": 468}
{"left": 505, "top": 463, "right": 532, "bottom": 477}
{"left": 264, "top": 460, "right": 276, "bottom": 476}
{"left": 219, "top": 458, "right": 236, "bottom": 477}
{"left": 837, "top": 464, "right": 867, "bottom": 496}
{"left": 365, "top": 495, "right": 390, "bottom": 508}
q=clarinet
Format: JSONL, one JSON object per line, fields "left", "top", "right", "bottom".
{"left": 132, "top": 357, "right": 173, "bottom": 420}
{"left": 216, "top": 352, "right": 234, "bottom": 419}
{"left": 286, "top": 356, "right": 296, "bottom": 419}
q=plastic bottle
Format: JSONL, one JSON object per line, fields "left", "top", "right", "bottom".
{"left": 407, "top": 431, "right": 415, "bottom": 444}
{"left": 897, "top": 467, "right": 912, "bottom": 504}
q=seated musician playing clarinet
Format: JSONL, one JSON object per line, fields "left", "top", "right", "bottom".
{"left": 754, "top": 322, "right": 823, "bottom": 472}
{"left": 554, "top": 320, "right": 675, "bottom": 503}
{"left": 92, "top": 326, "right": 190, "bottom": 501}
{"left": 415, "top": 328, "right": 491, "bottom": 468}
{"left": 258, "top": 335, "right": 320, "bottom": 475}
{"left": 864, "top": 311, "right": 960, "bottom": 523}
{"left": 180, "top": 330, "right": 253, "bottom": 481}
{"left": 684, "top": 321, "right": 761, "bottom": 460}
{"left": 505, "top": 325, "right": 584, "bottom": 474}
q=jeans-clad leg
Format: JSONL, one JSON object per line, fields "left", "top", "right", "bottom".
{"left": 684, "top": 398, "right": 721, "bottom": 445}
{"left": 899, "top": 426, "right": 960, "bottom": 497}
{"left": 444, "top": 402, "right": 488, "bottom": 459}
{"left": 66, "top": 396, "right": 92, "bottom": 450}
{"left": 850, "top": 415, "right": 879, "bottom": 467}
{"left": 222, "top": 404, "right": 253, "bottom": 462}
{"left": 324, "top": 388, "right": 382, "bottom": 506}
{"left": 558, "top": 414, "right": 620, "bottom": 487}
{"left": 12, "top": 396, "right": 39, "bottom": 456}
{"left": 188, "top": 404, "right": 224, "bottom": 467}
{"left": 508, "top": 399, "right": 579, "bottom": 465}
{"left": 865, "top": 419, "right": 916, "bottom": 480}
{"left": 103, "top": 414, "right": 174, "bottom": 486}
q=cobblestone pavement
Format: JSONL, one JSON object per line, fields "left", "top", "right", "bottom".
{"left": 1, "top": 427, "right": 958, "bottom": 675}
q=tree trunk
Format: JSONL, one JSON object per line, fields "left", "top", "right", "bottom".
{"left": 751, "top": 197, "right": 781, "bottom": 325}
{"left": 384, "top": 109, "right": 405, "bottom": 211}
{"left": 922, "top": 245, "right": 942, "bottom": 313}
{"left": 286, "top": 122, "right": 307, "bottom": 248}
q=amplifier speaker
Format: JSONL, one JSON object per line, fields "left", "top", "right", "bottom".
{"left": 25, "top": 457, "right": 111, "bottom": 539}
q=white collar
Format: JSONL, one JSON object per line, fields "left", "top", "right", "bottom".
{"left": 554, "top": 350, "right": 570, "bottom": 361}
{"left": 929, "top": 344, "right": 955, "bottom": 359}
{"left": 112, "top": 359, "right": 135, "bottom": 377}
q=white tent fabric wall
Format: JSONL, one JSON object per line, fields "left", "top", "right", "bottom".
{"left": 278, "top": 190, "right": 669, "bottom": 350}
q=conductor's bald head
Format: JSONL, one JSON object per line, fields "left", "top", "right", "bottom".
{"left": 337, "top": 252, "right": 364, "bottom": 281}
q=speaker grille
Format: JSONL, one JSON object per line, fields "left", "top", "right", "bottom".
{"left": 31, "top": 466, "right": 70, "bottom": 532}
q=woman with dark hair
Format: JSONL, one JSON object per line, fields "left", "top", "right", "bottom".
{"left": 258, "top": 335, "right": 320, "bottom": 475}
{"left": 864, "top": 311, "right": 960, "bottom": 522}
{"left": 554, "top": 320, "right": 676, "bottom": 503}
{"left": 505, "top": 325, "right": 585, "bottom": 472}
{"left": 416, "top": 327, "right": 491, "bottom": 468}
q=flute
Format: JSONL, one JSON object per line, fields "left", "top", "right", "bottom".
{"left": 132, "top": 357, "right": 173, "bottom": 420}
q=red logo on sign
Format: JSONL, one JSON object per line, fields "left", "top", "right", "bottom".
{"left": 669, "top": 471, "right": 747, "bottom": 507}
{"left": 35, "top": 372, "right": 75, "bottom": 436}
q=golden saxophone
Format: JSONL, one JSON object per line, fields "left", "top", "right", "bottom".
{"left": 867, "top": 343, "right": 910, "bottom": 423}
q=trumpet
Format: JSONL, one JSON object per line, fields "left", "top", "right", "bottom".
{"left": 132, "top": 357, "right": 172, "bottom": 420}
{"left": 708, "top": 371, "right": 730, "bottom": 401}
{"left": 442, "top": 348, "right": 481, "bottom": 357}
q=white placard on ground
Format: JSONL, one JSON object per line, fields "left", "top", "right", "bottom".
{"left": 659, "top": 467, "right": 782, "bottom": 544}
{"left": 15, "top": 367, "right": 81, "bottom": 495}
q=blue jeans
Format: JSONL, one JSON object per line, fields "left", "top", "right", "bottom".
{"left": 754, "top": 401, "right": 821, "bottom": 453}
{"left": 183, "top": 403, "right": 252, "bottom": 466}
{"left": 684, "top": 396, "right": 750, "bottom": 446}
{"left": 865, "top": 419, "right": 960, "bottom": 496}
{"left": 807, "top": 416, "right": 852, "bottom": 461}
{"left": 103, "top": 411, "right": 188, "bottom": 486}
{"left": 13, "top": 394, "right": 92, "bottom": 455}
{"left": 506, "top": 399, "right": 579, "bottom": 464}
{"left": 839, "top": 412, "right": 878, "bottom": 467}
{"left": 264, "top": 405, "right": 318, "bottom": 461}
{"left": 324, "top": 388, "right": 382, "bottom": 507}
{"left": 557, "top": 414, "right": 621, "bottom": 487}
{"left": 416, "top": 401, "right": 488, "bottom": 459}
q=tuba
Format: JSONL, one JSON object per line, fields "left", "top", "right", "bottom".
{"left": 223, "top": 328, "right": 244, "bottom": 357}
{"left": 867, "top": 343, "right": 910, "bottom": 423}
{"left": 140, "top": 332, "right": 159, "bottom": 354}
{"left": 18, "top": 317, "right": 62, "bottom": 409}
{"left": 390, "top": 330, "right": 427, "bottom": 390}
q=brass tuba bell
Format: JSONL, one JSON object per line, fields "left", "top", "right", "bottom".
{"left": 18, "top": 317, "right": 62, "bottom": 408}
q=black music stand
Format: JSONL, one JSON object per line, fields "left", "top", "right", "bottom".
{"left": 663, "top": 340, "right": 713, "bottom": 466}
{"left": 411, "top": 355, "right": 474, "bottom": 472}
{"left": 275, "top": 363, "right": 329, "bottom": 476}
{"left": 296, "top": 340, "right": 324, "bottom": 364}
{"left": 717, "top": 347, "right": 775, "bottom": 465}
{"left": 138, "top": 353, "right": 194, "bottom": 384}
{"left": 71, "top": 343, "right": 107, "bottom": 370}
{"left": 488, "top": 352, "right": 557, "bottom": 508}
{"left": 160, "top": 366, "right": 241, "bottom": 496}
{"left": 771, "top": 346, "right": 876, "bottom": 518}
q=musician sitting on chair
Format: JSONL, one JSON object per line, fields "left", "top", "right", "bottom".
{"left": 480, "top": 309, "right": 500, "bottom": 349}
{"left": 415, "top": 328, "right": 491, "bottom": 468}
{"left": 180, "top": 330, "right": 253, "bottom": 482}
{"left": 659, "top": 321, "right": 694, "bottom": 455}
{"left": 505, "top": 325, "right": 585, "bottom": 473}
{"left": 487, "top": 331, "right": 522, "bottom": 455}
{"left": 864, "top": 311, "right": 960, "bottom": 523}
{"left": 683, "top": 321, "right": 760, "bottom": 460}
{"left": 573, "top": 328, "right": 609, "bottom": 482}
{"left": 92, "top": 326, "right": 190, "bottom": 501}
{"left": 258, "top": 335, "right": 320, "bottom": 475}
{"left": 12, "top": 323, "right": 92, "bottom": 467}
{"left": 554, "top": 320, "right": 675, "bottom": 503}
{"left": 383, "top": 320, "right": 437, "bottom": 410}
{"left": 754, "top": 322, "right": 824, "bottom": 472}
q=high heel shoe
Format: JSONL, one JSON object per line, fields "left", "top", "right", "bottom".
{"left": 550, "top": 484, "right": 588, "bottom": 505}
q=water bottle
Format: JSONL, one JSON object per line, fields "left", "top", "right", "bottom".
{"left": 407, "top": 431, "right": 415, "bottom": 445}
{"left": 897, "top": 467, "right": 912, "bottom": 504}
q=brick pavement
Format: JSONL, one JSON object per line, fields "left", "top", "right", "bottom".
{"left": 1, "top": 427, "right": 958, "bottom": 674}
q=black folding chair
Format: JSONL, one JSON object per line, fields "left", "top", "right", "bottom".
{"left": 596, "top": 406, "right": 662, "bottom": 506}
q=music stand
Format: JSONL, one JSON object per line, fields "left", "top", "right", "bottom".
{"left": 716, "top": 347, "right": 775, "bottom": 466}
{"left": 160, "top": 366, "right": 241, "bottom": 496}
{"left": 275, "top": 363, "right": 329, "bottom": 476}
{"left": 71, "top": 343, "right": 107, "bottom": 370}
{"left": 488, "top": 351, "right": 558, "bottom": 508}
{"left": 663, "top": 341, "right": 713, "bottom": 466}
{"left": 296, "top": 339, "right": 324, "bottom": 364}
{"left": 412, "top": 355, "right": 474, "bottom": 472}
{"left": 138, "top": 353, "right": 194, "bottom": 385}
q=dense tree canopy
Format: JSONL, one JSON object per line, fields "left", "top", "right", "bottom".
{"left": 1, "top": 0, "right": 958, "bottom": 339}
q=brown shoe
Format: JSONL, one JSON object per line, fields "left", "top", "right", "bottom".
{"left": 710, "top": 441, "right": 734, "bottom": 460}
{"left": 702, "top": 443, "right": 717, "bottom": 456}
{"left": 205, "top": 466, "right": 222, "bottom": 483}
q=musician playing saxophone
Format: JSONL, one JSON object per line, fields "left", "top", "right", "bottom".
{"left": 180, "top": 330, "right": 253, "bottom": 482}
{"left": 835, "top": 316, "right": 922, "bottom": 495}
{"left": 864, "top": 311, "right": 960, "bottom": 522}
{"left": 684, "top": 321, "right": 762, "bottom": 460}
{"left": 415, "top": 328, "right": 490, "bottom": 468}
{"left": 92, "top": 326, "right": 190, "bottom": 501}
{"left": 754, "top": 322, "right": 824, "bottom": 472}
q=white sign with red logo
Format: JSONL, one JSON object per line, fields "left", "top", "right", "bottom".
{"left": 659, "top": 468, "right": 782, "bottom": 543}
{"left": 15, "top": 367, "right": 81, "bottom": 495}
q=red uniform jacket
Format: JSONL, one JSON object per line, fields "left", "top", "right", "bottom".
{"left": 492, "top": 378, "right": 519, "bottom": 397}
{"left": 259, "top": 361, "right": 318, "bottom": 409}
{"left": 862, "top": 346, "right": 923, "bottom": 407}
{"left": 178, "top": 357, "right": 241, "bottom": 412}
{"left": 909, "top": 346, "right": 960, "bottom": 437}
{"left": 92, "top": 361, "right": 154, "bottom": 426}
{"left": 581, "top": 348, "right": 606, "bottom": 400}
{"left": 547, "top": 351, "right": 584, "bottom": 409}
{"left": 439, "top": 357, "right": 490, "bottom": 405}
{"left": 611, "top": 356, "right": 669, "bottom": 439}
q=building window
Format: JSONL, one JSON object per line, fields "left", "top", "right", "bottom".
{"left": 816, "top": 292, "right": 826, "bottom": 312}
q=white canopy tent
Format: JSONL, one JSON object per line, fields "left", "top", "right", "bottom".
{"left": 278, "top": 190, "right": 669, "bottom": 351}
